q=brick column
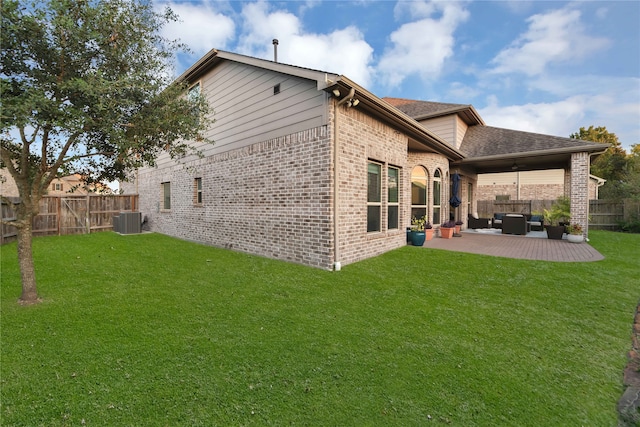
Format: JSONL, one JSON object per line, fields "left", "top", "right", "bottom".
{"left": 570, "top": 152, "right": 590, "bottom": 237}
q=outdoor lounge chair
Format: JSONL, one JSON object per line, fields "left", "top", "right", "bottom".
{"left": 468, "top": 213, "right": 491, "bottom": 229}
{"left": 501, "top": 214, "right": 530, "bottom": 235}
{"left": 527, "top": 214, "right": 544, "bottom": 231}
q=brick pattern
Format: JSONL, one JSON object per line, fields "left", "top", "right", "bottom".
{"left": 477, "top": 182, "right": 598, "bottom": 201}
{"left": 133, "top": 125, "right": 334, "bottom": 269}
{"left": 334, "top": 104, "right": 413, "bottom": 266}
{"left": 570, "top": 152, "right": 590, "bottom": 237}
{"left": 406, "top": 152, "right": 451, "bottom": 226}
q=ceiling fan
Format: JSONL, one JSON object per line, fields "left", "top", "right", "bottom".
{"left": 511, "top": 160, "right": 526, "bottom": 171}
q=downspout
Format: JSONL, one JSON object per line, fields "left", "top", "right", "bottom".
{"left": 332, "top": 88, "right": 355, "bottom": 271}
{"left": 333, "top": 98, "right": 341, "bottom": 271}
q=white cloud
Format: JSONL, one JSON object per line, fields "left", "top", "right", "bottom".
{"left": 479, "top": 95, "right": 587, "bottom": 137}
{"left": 478, "top": 93, "right": 640, "bottom": 151}
{"left": 160, "top": 2, "right": 236, "bottom": 55}
{"left": 236, "top": 2, "right": 375, "bottom": 86}
{"left": 377, "top": 1, "right": 469, "bottom": 88}
{"left": 490, "top": 7, "right": 610, "bottom": 76}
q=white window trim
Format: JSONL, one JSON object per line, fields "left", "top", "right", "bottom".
{"left": 367, "top": 161, "right": 382, "bottom": 233}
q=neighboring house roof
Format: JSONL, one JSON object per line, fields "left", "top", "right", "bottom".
{"left": 177, "top": 49, "right": 465, "bottom": 161}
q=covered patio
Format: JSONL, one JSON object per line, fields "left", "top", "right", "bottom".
{"left": 419, "top": 231, "right": 604, "bottom": 262}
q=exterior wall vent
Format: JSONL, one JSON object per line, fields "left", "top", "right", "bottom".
{"left": 273, "top": 83, "right": 281, "bottom": 95}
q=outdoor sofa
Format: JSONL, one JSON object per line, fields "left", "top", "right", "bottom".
{"left": 493, "top": 213, "right": 544, "bottom": 231}
{"left": 501, "top": 214, "right": 530, "bottom": 235}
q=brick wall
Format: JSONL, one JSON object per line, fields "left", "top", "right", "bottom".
{"left": 477, "top": 183, "right": 566, "bottom": 201}
{"left": 477, "top": 180, "right": 599, "bottom": 201}
{"left": 133, "top": 125, "right": 334, "bottom": 269}
{"left": 127, "top": 102, "right": 454, "bottom": 270}
{"left": 570, "top": 152, "right": 590, "bottom": 236}
{"left": 334, "top": 104, "right": 411, "bottom": 267}
{"left": 406, "top": 152, "right": 451, "bottom": 226}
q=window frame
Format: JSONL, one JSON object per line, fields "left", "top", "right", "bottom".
{"left": 194, "top": 177, "right": 203, "bottom": 205}
{"left": 188, "top": 81, "right": 202, "bottom": 125}
{"left": 387, "top": 166, "right": 399, "bottom": 230}
{"left": 367, "top": 161, "right": 382, "bottom": 233}
{"left": 161, "top": 182, "right": 171, "bottom": 210}
{"left": 411, "top": 166, "right": 428, "bottom": 222}
{"left": 432, "top": 169, "right": 442, "bottom": 225}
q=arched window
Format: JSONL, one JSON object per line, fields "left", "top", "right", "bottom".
{"left": 411, "top": 166, "right": 428, "bottom": 221}
{"left": 433, "top": 169, "right": 442, "bottom": 224}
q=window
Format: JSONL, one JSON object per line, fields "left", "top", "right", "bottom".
{"left": 367, "top": 162, "right": 382, "bottom": 232}
{"left": 411, "top": 166, "right": 428, "bottom": 221}
{"left": 188, "top": 82, "right": 201, "bottom": 124}
{"left": 188, "top": 82, "right": 201, "bottom": 100}
{"left": 162, "top": 182, "right": 171, "bottom": 210}
{"left": 433, "top": 169, "right": 442, "bottom": 225}
{"left": 467, "top": 182, "right": 473, "bottom": 214}
{"left": 194, "top": 178, "right": 202, "bottom": 204}
{"left": 387, "top": 167, "right": 399, "bottom": 230}
{"left": 496, "top": 195, "right": 510, "bottom": 201}
{"left": 52, "top": 183, "right": 63, "bottom": 191}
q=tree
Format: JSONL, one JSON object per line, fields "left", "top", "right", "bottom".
{"left": 570, "top": 126, "right": 628, "bottom": 199}
{"left": 1, "top": 0, "right": 211, "bottom": 304}
{"left": 623, "top": 144, "right": 640, "bottom": 200}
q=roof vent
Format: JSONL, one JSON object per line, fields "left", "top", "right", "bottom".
{"left": 272, "top": 39, "right": 278, "bottom": 62}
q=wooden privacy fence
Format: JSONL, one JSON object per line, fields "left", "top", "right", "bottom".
{"left": 1, "top": 195, "right": 138, "bottom": 244}
{"left": 477, "top": 199, "right": 640, "bottom": 231}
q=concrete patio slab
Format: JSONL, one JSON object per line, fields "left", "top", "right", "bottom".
{"left": 420, "top": 230, "right": 604, "bottom": 262}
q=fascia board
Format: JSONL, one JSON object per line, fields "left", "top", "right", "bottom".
{"left": 332, "top": 77, "right": 465, "bottom": 161}
{"left": 456, "top": 144, "right": 611, "bottom": 164}
{"left": 177, "top": 49, "right": 339, "bottom": 90}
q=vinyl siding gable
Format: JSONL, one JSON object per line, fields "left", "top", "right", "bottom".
{"left": 155, "top": 60, "right": 328, "bottom": 168}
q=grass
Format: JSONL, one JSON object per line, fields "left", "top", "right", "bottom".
{"left": 1, "top": 230, "right": 638, "bottom": 426}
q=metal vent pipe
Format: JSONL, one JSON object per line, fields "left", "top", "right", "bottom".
{"left": 272, "top": 39, "right": 278, "bottom": 62}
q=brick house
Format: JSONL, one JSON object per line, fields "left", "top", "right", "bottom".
{"left": 476, "top": 170, "right": 606, "bottom": 201}
{"left": 122, "top": 49, "right": 605, "bottom": 270}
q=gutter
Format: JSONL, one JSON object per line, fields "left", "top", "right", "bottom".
{"left": 328, "top": 77, "right": 465, "bottom": 162}
{"left": 454, "top": 144, "right": 609, "bottom": 164}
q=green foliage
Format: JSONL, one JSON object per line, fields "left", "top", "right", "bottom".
{"left": 542, "top": 196, "right": 571, "bottom": 226}
{"left": 1, "top": 0, "right": 212, "bottom": 301}
{"left": 410, "top": 215, "right": 430, "bottom": 231}
{"left": 1, "top": 231, "right": 638, "bottom": 425}
{"left": 618, "top": 213, "right": 640, "bottom": 233}
{"left": 570, "top": 126, "right": 633, "bottom": 200}
{"left": 1, "top": 0, "right": 212, "bottom": 186}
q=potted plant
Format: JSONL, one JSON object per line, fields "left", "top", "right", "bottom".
{"left": 424, "top": 220, "right": 434, "bottom": 241}
{"left": 454, "top": 220, "right": 463, "bottom": 234}
{"left": 409, "top": 216, "right": 428, "bottom": 246}
{"left": 566, "top": 223, "right": 584, "bottom": 243}
{"left": 542, "top": 196, "right": 570, "bottom": 240}
{"left": 440, "top": 220, "right": 456, "bottom": 239}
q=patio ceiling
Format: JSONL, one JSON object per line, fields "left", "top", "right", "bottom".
{"left": 453, "top": 149, "right": 579, "bottom": 174}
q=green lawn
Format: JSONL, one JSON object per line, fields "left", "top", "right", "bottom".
{"left": 1, "top": 231, "right": 638, "bottom": 426}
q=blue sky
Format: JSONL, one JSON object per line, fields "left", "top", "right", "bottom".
{"left": 157, "top": 0, "right": 640, "bottom": 151}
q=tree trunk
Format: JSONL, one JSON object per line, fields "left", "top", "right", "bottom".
{"left": 17, "top": 224, "right": 39, "bottom": 303}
